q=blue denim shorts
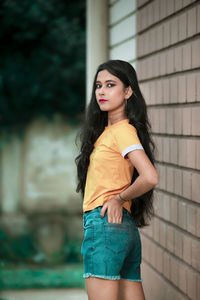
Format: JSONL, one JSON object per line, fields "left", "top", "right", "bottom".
{"left": 81, "top": 206, "right": 142, "bottom": 281}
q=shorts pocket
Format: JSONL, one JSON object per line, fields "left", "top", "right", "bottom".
{"left": 104, "top": 223, "right": 129, "bottom": 254}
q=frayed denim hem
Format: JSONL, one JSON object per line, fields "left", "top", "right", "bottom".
{"left": 83, "top": 273, "right": 120, "bottom": 280}
{"left": 121, "top": 277, "right": 142, "bottom": 282}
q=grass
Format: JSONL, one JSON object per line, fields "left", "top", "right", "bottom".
{"left": 0, "top": 263, "right": 85, "bottom": 290}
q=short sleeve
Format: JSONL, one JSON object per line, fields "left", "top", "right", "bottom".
{"left": 112, "top": 124, "right": 144, "bottom": 158}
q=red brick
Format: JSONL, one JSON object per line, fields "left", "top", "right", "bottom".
{"left": 197, "top": 4, "right": 200, "bottom": 33}
{"left": 149, "top": 29, "right": 156, "bottom": 53}
{"left": 174, "top": 46, "right": 182, "bottom": 72}
{"left": 178, "top": 201, "right": 187, "bottom": 229}
{"left": 156, "top": 136, "right": 163, "bottom": 161}
{"left": 170, "top": 256, "right": 179, "bottom": 287}
{"left": 166, "top": 166, "right": 174, "bottom": 193}
{"left": 163, "top": 21, "right": 170, "bottom": 47}
{"left": 166, "top": 48, "right": 174, "bottom": 74}
{"left": 163, "top": 137, "right": 170, "bottom": 162}
{"left": 159, "top": 165, "right": 166, "bottom": 190}
{"left": 196, "top": 207, "right": 200, "bottom": 238}
{"left": 153, "top": 216, "right": 160, "bottom": 242}
{"left": 171, "top": 17, "right": 179, "bottom": 45}
{"left": 166, "top": 224, "right": 174, "bottom": 253}
{"left": 170, "top": 196, "right": 178, "bottom": 224}
{"left": 159, "top": 52, "right": 166, "bottom": 76}
{"left": 178, "top": 75, "right": 187, "bottom": 103}
{"left": 150, "top": 242, "right": 157, "bottom": 267}
{"left": 140, "top": 8, "right": 146, "bottom": 31}
{"left": 182, "top": 43, "right": 192, "bottom": 70}
{"left": 182, "top": 170, "right": 192, "bottom": 200}
{"left": 164, "top": 194, "right": 171, "bottom": 221}
{"left": 170, "top": 76, "right": 178, "bottom": 103}
{"left": 152, "top": 55, "right": 159, "bottom": 78}
{"left": 159, "top": 108, "right": 166, "bottom": 133}
{"left": 187, "top": 204, "right": 197, "bottom": 235}
{"left": 163, "top": 78, "right": 170, "bottom": 103}
{"left": 153, "top": 0, "right": 160, "bottom": 23}
{"left": 183, "top": 234, "right": 192, "bottom": 264}
{"left": 186, "top": 139, "right": 196, "bottom": 169}
{"left": 192, "top": 172, "right": 200, "bottom": 204}
{"left": 155, "top": 246, "right": 163, "bottom": 273}
{"left": 178, "top": 264, "right": 187, "bottom": 294}
{"left": 192, "top": 39, "right": 200, "bottom": 69}
{"left": 174, "top": 168, "right": 182, "bottom": 196}
{"left": 149, "top": 81, "right": 155, "bottom": 105}
{"left": 187, "top": 268, "right": 197, "bottom": 300}
{"left": 175, "top": 0, "right": 182, "bottom": 11}
{"left": 156, "top": 79, "right": 162, "bottom": 104}
{"left": 156, "top": 24, "right": 163, "bottom": 50}
{"left": 178, "top": 138, "right": 187, "bottom": 166}
{"left": 183, "top": 0, "right": 193, "bottom": 7}
{"left": 166, "top": 0, "right": 174, "bottom": 16}
{"left": 166, "top": 108, "right": 174, "bottom": 134}
{"left": 174, "top": 108, "right": 182, "bottom": 134}
{"left": 191, "top": 239, "right": 200, "bottom": 271}
{"left": 174, "top": 228, "right": 183, "bottom": 258}
{"left": 159, "top": 220, "right": 167, "bottom": 248}
{"left": 163, "top": 252, "right": 171, "bottom": 281}
{"left": 146, "top": 3, "right": 153, "bottom": 27}
{"left": 187, "top": 7, "right": 197, "bottom": 37}
{"left": 170, "top": 137, "right": 178, "bottom": 164}
{"left": 197, "top": 73, "right": 200, "bottom": 101}
{"left": 196, "top": 140, "right": 200, "bottom": 170}
{"left": 197, "top": 269, "right": 200, "bottom": 299}
{"left": 187, "top": 73, "right": 196, "bottom": 102}
{"left": 191, "top": 106, "right": 200, "bottom": 135}
{"left": 179, "top": 12, "right": 187, "bottom": 41}
{"left": 182, "top": 106, "right": 191, "bottom": 135}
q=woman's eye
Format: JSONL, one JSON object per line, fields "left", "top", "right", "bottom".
{"left": 107, "top": 83, "right": 114, "bottom": 87}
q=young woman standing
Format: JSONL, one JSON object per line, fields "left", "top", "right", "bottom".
{"left": 76, "top": 60, "right": 159, "bottom": 300}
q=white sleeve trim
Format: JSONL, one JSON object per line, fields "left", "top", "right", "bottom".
{"left": 122, "top": 144, "right": 144, "bottom": 158}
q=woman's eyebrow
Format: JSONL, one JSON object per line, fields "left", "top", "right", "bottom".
{"left": 96, "top": 79, "right": 117, "bottom": 83}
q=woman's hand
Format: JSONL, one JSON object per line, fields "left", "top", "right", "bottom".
{"left": 100, "top": 195, "right": 124, "bottom": 223}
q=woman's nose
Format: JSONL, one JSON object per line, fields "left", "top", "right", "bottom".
{"left": 99, "top": 86, "right": 105, "bottom": 95}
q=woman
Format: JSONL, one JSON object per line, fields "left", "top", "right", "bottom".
{"left": 75, "top": 60, "right": 158, "bottom": 300}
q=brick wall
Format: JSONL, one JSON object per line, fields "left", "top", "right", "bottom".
{"left": 136, "top": 0, "right": 200, "bottom": 299}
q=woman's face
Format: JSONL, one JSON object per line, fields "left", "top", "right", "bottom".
{"left": 95, "top": 69, "right": 132, "bottom": 112}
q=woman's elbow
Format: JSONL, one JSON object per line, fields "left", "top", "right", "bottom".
{"left": 146, "top": 171, "right": 159, "bottom": 188}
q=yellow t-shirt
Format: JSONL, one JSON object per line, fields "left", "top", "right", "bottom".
{"left": 83, "top": 119, "right": 144, "bottom": 213}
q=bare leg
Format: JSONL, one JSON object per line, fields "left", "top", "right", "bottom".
{"left": 118, "top": 279, "right": 145, "bottom": 300}
{"left": 85, "top": 277, "right": 120, "bottom": 300}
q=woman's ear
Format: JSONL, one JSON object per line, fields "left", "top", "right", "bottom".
{"left": 125, "top": 86, "right": 133, "bottom": 100}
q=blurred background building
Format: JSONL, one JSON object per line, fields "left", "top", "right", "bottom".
{"left": 87, "top": 0, "right": 199, "bottom": 299}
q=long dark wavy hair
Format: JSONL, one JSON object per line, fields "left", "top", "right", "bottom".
{"left": 75, "top": 59, "right": 156, "bottom": 227}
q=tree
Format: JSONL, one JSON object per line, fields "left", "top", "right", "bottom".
{"left": 0, "top": 0, "right": 86, "bottom": 137}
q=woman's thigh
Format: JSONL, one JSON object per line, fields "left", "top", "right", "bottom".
{"left": 85, "top": 277, "right": 119, "bottom": 300}
{"left": 119, "top": 279, "right": 145, "bottom": 300}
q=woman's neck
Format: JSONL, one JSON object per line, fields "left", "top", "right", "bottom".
{"left": 107, "top": 111, "right": 127, "bottom": 126}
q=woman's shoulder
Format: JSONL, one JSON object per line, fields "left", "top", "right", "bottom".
{"left": 111, "top": 121, "right": 137, "bottom": 134}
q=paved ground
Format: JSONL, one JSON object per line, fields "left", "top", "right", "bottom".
{"left": 0, "top": 288, "right": 88, "bottom": 300}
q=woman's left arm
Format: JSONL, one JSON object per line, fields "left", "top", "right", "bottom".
{"left": 100, "top": 149, "right": 159, "bottom": 222}
{"left": 119, "top": 149, "right": 159, "bottom": 202}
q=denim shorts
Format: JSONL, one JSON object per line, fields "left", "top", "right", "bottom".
{"left": 81, "top": 206, "right": 142, "bottom": 281}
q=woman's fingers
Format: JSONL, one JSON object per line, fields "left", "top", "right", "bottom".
{"left": 100, "top": 202, "right": 108, "bottom": 217}
{"left": 100, "top": 198, "right": 123, "bottom": 223}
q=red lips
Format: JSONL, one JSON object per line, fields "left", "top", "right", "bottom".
{"left": 99, "top": 99, "right": 108, "bottom": 103}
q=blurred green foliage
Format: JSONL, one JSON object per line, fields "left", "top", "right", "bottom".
{"left": 0, "top": 0, "right": 86, "bottom": 136}
{"left": 0, "top": 228, "right": 82, "bottom": 266}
